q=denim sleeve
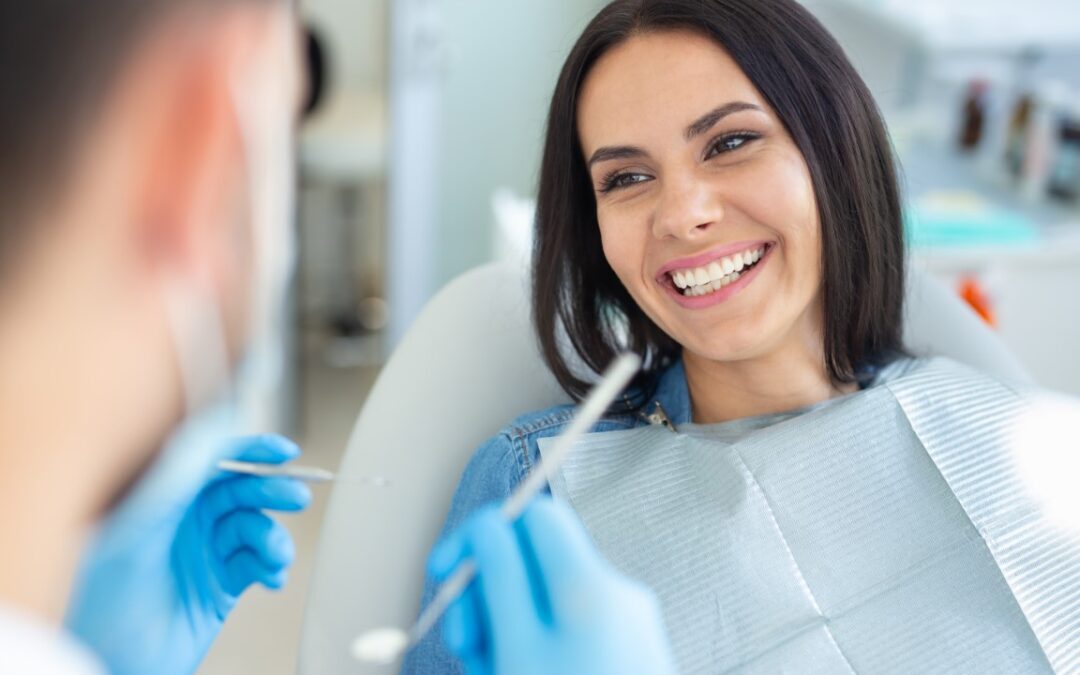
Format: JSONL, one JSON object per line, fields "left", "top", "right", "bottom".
{"left": 399, "top": 430, "right": 532, "bottom": 675}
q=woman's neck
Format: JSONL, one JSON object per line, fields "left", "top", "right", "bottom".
{"left": 683, "top": 342, "right": 855, "bottom": 424}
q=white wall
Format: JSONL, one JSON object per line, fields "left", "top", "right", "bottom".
{"left": 432, "top": 0, "right": 609, "bottom": 286}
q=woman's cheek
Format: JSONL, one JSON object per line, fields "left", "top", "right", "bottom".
{"left": 733, "top": 159, "right": 814, "bottom": 231}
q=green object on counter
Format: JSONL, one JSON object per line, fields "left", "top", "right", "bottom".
{"left": 905, "top": 190, "right": 1040, "bottom": 248}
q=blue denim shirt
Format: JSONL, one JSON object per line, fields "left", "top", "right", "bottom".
{"left": 399, "top": 360, "right": 691, "bottom": 674}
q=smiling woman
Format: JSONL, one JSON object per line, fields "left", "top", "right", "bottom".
{"left": 535, "top": 1, "right": 906, "bottom": 417}
{"left": 401, "top": 1, "right": 1079, "bottom": 674}
{"left": 579, "top": 28, "right": 851, "bottom": 422}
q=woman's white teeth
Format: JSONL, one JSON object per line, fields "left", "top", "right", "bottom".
{"left": 669, "top": 246, "right": 766, "bottom": 296}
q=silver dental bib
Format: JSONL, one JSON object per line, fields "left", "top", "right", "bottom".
{"left": 540, "top": 358, "right": 1078, "bottom": 674}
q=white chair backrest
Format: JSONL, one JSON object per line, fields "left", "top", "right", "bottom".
{"left": 297, "top": 262, "right": 1029, "bottom": 674}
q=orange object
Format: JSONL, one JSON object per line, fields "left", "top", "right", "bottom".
{"left": 958, "top": 276, "right": 997, "bottom": 327}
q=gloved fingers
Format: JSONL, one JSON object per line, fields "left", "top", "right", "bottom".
{"left": 429, "top": 524, "right": 492, "bottom": 663}
{"left": 457, "top": 506, "right": 542, "bottom": 651}
{"left": 429, "top": 522, "right": 469, "bottom": 581}
{"left": 213, "top": 510, "right": 295, "bottom": 572}
{"left": 518, "top": 498, "right": 606, "bottom": 578}
{"left": 441, "top": 581, "right": 488, "bottom": 665}
{"left": 221, "top": 548, "right": 290, "bottom": 596}
{"left": 429, "top": 518, "right": 494, "bottom": 660}
{"left": 224, "top": 434, "right": 301, "bottom": 464}
{"left": 199, "top": 475, "right": 311, "bottom": 523}
{"left": 260, "top": 567, "right": 289, "bottom": 590}
{"left": 517, "top": 498, "right": 609, "bottom": 617}
{"left": 462, "top": 654, "right": 494, "bottom": 675}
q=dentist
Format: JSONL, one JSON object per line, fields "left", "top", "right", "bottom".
{"left": 0, "top": 1, "right": 674, "bottom": 674}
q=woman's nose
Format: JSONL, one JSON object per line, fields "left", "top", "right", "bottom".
{"left": 650, "top": 175, "right": 725, "bottom": 241}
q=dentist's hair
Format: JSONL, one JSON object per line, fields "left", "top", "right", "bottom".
{"left": 0, "top": 0, "right": 285, "bottom": 273}
{"left": 532, "top": 0, "right": 906, "bottom": 404}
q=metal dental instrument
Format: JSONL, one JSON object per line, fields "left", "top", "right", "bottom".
{"left": 351, "top": 352, "right": 643, "bottom": 665}
{"left": 217, "top": 459, "right": 347, "bottom": 484}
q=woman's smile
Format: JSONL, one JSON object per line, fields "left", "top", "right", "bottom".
{"left": 657, "top": 241, "right": 774, "bottom": 308}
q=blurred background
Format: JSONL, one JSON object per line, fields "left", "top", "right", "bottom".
{"left": 201, "top": 0, "right": 1080, "bottom": 672}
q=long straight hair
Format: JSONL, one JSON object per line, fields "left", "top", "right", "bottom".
{"left": 532, "top": 0, "right": 906, "bottom": 403}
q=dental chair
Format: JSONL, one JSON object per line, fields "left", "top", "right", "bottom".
{"left": 296, "top": 263, "right": 1030, "bottom": 674}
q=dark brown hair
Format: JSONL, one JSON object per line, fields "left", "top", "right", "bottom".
{"left": 532, "top": 0, "right": 906, "bottom": 403}
{"left": 0, "top": 0, "right": 282, "bottom": 274}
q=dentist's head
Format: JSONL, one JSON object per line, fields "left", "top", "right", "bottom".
{"left": 0, "top": 0, "right": 302, "bottom": 551}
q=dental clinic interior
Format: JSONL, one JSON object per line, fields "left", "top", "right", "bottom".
{"left": 197, "top": 1, "right": 1080, "bottom": 672}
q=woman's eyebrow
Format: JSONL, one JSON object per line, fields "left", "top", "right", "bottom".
{"left": 684, "top": 101, "right": 763, "bottom": 140}
{"left": 587, "top": 145, "right": 648, "bottom": 169}
{"left": 587, "top": 101, "right": 764, "bottom": 169}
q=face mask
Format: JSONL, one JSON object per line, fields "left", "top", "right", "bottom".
{"left": 90, "top": 12, "right": 298, "bottom": 552}
{"left": 84, "top": 278, "right": 237, "bottom": 558}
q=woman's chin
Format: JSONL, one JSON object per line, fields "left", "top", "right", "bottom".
{"left": 676, "top": 335, "right": 764, "bottom": 366}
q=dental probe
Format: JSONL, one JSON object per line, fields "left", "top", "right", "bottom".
{"left": 350, "top": 352, "right": 643, "bottom": 665}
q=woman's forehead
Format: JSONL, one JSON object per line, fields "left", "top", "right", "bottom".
{"left": 577, "top": 30, "right": 769, "bottom": 151}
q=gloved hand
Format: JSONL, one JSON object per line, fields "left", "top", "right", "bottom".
{"left": 430, "top": 498, "right": 677, "bottom": 675}
{"left": 66, "top": 435, "right": 311, "bottom": 675}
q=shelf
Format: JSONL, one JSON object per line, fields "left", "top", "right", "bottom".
{"left": 818, "top": 0, "right": 1080, "bottom": 52}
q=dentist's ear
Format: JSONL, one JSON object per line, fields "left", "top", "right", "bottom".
{"left": 124, "top": 6, "right": 288, "bottom": 362}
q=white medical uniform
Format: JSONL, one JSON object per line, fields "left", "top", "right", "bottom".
{"left": 0, "top": 604, "right": 104, "bottom": 674}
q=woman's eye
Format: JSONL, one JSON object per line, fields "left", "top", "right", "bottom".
{"left": 599, "top": 172, "right": 651, "bottom": 193}
{"left": 706, "top": 132, "right": 759, "bottom": 159}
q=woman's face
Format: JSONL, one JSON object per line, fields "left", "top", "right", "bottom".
{"left": 577, "top": 30, "right": 824, "bottom": 366}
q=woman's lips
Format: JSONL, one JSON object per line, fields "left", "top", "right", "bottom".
{"left": 661, "top": 243, "right": 774, "bottom": 309}
{"left": 656, "top": 240, "right": 772, "bottom": 280}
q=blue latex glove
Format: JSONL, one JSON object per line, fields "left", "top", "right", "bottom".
{"left": 430, "top": 498, "right": 677, "bottom": 675}
{"left": 66, "top": 435, "right": 311, "bottom": 675}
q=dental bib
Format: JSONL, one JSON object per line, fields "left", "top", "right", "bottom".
{"left": 539, "top": 358, "right": 1079, "bottom": 674}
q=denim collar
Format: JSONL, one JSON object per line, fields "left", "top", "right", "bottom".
{"left": 642, "top": 359, "right": 692, "bottom": 426}
{"left": 642, "top": 355, "right": 908, "bottom": 429}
